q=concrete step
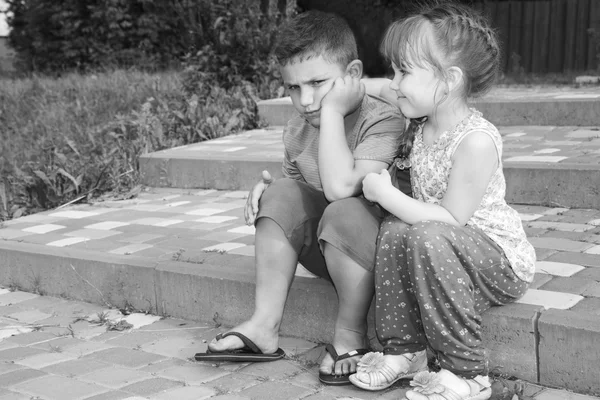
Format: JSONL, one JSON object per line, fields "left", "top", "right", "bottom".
{"left": 0, "top": 188, "right": 599, "bottom": 395}
{"left": 140, "top": 125, "right": 600, "bottom": 209}
{"left": 257, "top": 82, "right": 600, "bottom": 127}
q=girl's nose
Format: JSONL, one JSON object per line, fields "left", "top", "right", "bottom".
{"left": 390, "top": 75, "right": 401, "bottom": 91}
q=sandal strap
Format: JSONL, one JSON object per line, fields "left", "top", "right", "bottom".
{"left": 367, "top": 362, "right": 397, "bottom": 387}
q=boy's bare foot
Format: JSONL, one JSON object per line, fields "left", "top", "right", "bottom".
{"left": 208, "top": 319, "right": 280, "bottom": 355}
{"left": 319, "top": 327, "right": 369, "bottom": 376}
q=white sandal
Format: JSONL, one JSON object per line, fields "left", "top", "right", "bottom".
{"left": 348, "top": 351, "right": 427, "bottom": 391}
{"left": 404, "top": 370, "right": 492, "bottom": 400}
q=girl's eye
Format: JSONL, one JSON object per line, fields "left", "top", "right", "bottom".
{"left": 287, "top": 85, "right": 299, "bottom": 91}
{"left": 311, "top": 80, "right": 324, "bottom": 86}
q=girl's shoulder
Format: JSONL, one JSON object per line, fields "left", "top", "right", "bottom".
{"left": 464, "top": 110, "right": 498, "bottom": 136}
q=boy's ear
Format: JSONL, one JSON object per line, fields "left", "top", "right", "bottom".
{"left": 345, "top": 59, "right": 363, "bottom": 78}
{"left": 447, "top": 66, "right": 464, "bottom": 92}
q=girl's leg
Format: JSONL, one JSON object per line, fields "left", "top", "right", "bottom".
{"left": 375, "top": 216, "right": 428, "bottom": 355}
{"left": 349, "top": 215, "right": 429, "bottom": 390}
{"left": 402, "top": 220, "right": 529, "bottom": 378}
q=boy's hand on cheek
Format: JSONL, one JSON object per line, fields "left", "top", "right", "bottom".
{"left": 321, "top": 75, "right": 365, "bottom": 117}
{"left": 362, "top": 169, "right": 393, "bottom": 203}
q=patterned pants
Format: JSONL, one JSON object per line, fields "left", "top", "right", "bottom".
{"left": 375, "top": 217, "right": 529, "bottom": 378}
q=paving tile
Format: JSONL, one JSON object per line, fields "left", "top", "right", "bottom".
{"left": 104, "top": 331, "right": 163, "bottom": 349}
{"left": 583, "top": 281, "right": 600, "bottom": 297}
{"left": 157, "top": 364, "right": 229, "bottom": 385}
{"left": 237, "top": 381, "right": 315, "bottom": 400}
{"left": 22, "top": 223, "right": 66, "bottom": 234}
{"left": 533, "top": 248, "right": 558, "bottom": 261}
{"left": 0, "top": 291, "right": 39, "bottom": 306}
{"left": 534, "top": 388, "right": 599, "bottom": 399}
{"left": 0, "top": 362, "right": 24, "bottom": 375}
{"left": 516, "top": 289, "right": 583, "bottom": 310}
{"left": 530, "top": 275, "right": 553, "bottom": 294}
{"left": 527, "top": 221, "right": 595, "bottom": 232}
{"left": 117, "top": 233, "right": 164, "bottom": 244}
{"left": 0, "top": 368, "right": 47, "bottom": 387}
{"left": 0, "top": 392, "right": 34, "bottom": 400}
{"left": 46, "top": 237, "right": 90, "bottom": 247}
{"left": 520, "top": 213, "right": 544, "bottom": 221}
{"left": 7, "top": 309, "right": 53, "bottom": 324}
{"left": 49, "top": 210, "right": 101, "bottom": 219}
{"left": 228, "top": 225, "right": 255, "bottom": 235}
{"left": 84, "top": 221, "right": 131, "bottom": 230}
{"left": 140, "top": 336, "right": 201, "bottom": 360}
{"left": 83, "top": 347, "right": 166, "bottom": 368}
{"left": 138, "top": 358, "right": 188, "bottom": 374}
{"left": 79, "top": 366, "right": 152, "bottom": 389}
{"left": 0, "top": 229, "right": 34, "bottom": 240}
{"left": 16, "top": 351, "right": 77, "bottom": 369}
{"left": 5, "top": 330, "right": 56, "bottom": 346}
{"left": 584, "top": 244, "right": 600, "bottom": 254}
{"left": 119, "top": 377, "right": 184, "bottom": 397}
{"left": 82, "top": 391, "right": 132, "bottom": 400}
{"left": 239, "top": 358, "right": 305, "bottom": 380}
{"left": 535, "top": 261, "right": 585, "bottom": 277}
{"left": 207, "top": 373, "right": 260, "bottom": 393}
{"left": 546, "top": 252, "right": 600, "bottom": 268}
{"left": 528, "top": 237, "right": 595, "bottom": 252}
{"left": 570, "top": 297, "right": 600, "bottom": 316}
{"left": 109, "top": 244, "right": 153, "bottom": 255}
{"left": 149, "top": 385, "right": 216, "bottom": 400}
{"left": 202, "top": 242, "right": 246, "bottom": 253}
{"left": 185, "top": 208, "right": 227, "bottom": 216}
{"left": 65, "top": 229, "right": 123, "bottom": 240}
{"left": 12, "top": 374, "right": 107, "bottom": 400}
{"left": 0, "top": 346, "right": 48, "bottom": 361}
{"left": 42, "top": 357, "right": 111, "bottom": 377}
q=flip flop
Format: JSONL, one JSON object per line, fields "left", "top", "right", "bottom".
{"left": 318, "top": 344, "right": 370, "bottom": 386}
{"left": 194, "top": 331, "right": 285, "bottom": 362}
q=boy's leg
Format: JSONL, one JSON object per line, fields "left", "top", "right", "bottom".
{"left": 208, "top": 178, "right": 329, "bottom": 354}
{"left": 315, "top": 197, "right": 385, "bottom": 376}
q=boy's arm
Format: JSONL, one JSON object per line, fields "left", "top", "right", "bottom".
{"left": 319, "top": 76, "right": 398, "bottom": 201}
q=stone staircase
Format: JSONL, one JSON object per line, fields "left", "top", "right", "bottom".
{"left": 0, "top": 83, "right": 599, "bottom": 395}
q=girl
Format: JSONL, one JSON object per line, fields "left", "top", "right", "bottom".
{"left": 348, "top": 3, "right": 536, "bottom": 400}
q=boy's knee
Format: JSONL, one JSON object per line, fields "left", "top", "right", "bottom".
{"left": 320, "top": 197, "right": 380, "bottom": 236}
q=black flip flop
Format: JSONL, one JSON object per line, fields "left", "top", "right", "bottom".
{"left": 194, "top": 331, "right": 285, "bottom": 362}
{"left": 318, "top": 344, "right": 370, "bottom": 386}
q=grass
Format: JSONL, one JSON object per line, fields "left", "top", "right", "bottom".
{"left": 0, "top": 69, "right": 182, "bottom": 171}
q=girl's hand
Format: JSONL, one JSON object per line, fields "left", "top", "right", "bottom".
{"left": 362, "top": 168, "right": 393, "bottom": 203}
{"left": 321, "top": 75, "right": 365, "bottom": 117}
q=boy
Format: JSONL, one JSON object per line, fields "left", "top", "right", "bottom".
{"left": 195, "top": 10, "right": 406, "bottom": 385}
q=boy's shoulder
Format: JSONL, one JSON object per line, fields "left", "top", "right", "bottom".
{"left": 360, "top": 94, "right": 405, "bottom": 123}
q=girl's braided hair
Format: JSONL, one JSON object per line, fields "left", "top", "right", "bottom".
{"left": 382, "top": 1, "right": 501, "bottom": 158}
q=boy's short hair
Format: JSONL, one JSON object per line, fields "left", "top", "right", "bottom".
{"left": 273, "top": 10, "right": 358, "bottom": 67}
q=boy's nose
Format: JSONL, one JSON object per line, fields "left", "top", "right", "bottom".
{"left": 389, "top": 78, "right": 400, "bottom": 91}
{"left": 299, "top": 88, "right": 314, "bottom": 107}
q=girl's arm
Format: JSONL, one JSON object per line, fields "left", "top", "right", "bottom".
{"left": 363, "top": 130, "right": 498, "bottom": 226}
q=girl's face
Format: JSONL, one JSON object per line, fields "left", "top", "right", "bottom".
{"left": 389, "top": 60, "right": 442, "bottom": 119}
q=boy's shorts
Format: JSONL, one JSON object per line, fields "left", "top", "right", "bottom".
{"left": 255, "top": 178, "right": 385, "bottom": 280}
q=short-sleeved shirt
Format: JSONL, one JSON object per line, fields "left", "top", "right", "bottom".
{"left": 282, "top": 94, "right": 405, "bottom": 191}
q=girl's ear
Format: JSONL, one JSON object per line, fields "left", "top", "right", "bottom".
{"left": 346, "top": 60, "right": 363, "bottom": 78}
{"left": 447, "top": 66, "right": 465, "bottom": 93}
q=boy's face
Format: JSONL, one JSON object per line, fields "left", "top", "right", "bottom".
{"left": 280, "top": 55, "right": 347, "bottom": 128}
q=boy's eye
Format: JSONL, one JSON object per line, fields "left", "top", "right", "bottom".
{"left": 287, "top": 85, "right": 299, "bottom": 91}
{"left": 310, "top": 80, "right": 325, "bottom": 86}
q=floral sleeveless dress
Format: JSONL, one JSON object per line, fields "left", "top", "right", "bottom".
{"left": 409, "top": 110, "right": 536, "bottom": 282}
